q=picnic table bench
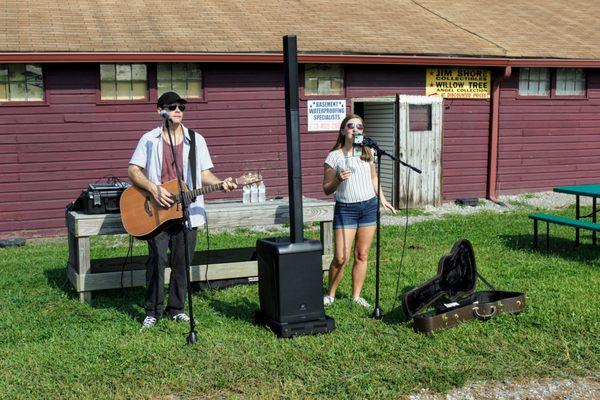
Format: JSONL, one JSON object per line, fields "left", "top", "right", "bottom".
{"left": 528, "top": 213, "right": 600, "bottom": 250}
{"left": 528, "top": 184, "right": 600, "bottom": 250}
{"left": 66, "top": 198, "right": 334, "bottom": 303}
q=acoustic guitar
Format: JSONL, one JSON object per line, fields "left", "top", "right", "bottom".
{"left": 120, "top": 173, "right": 260, "bottom": 239}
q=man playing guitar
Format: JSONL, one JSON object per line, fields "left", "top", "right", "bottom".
{"left": 128, "top": 91, "right": 237, "bottom": 330}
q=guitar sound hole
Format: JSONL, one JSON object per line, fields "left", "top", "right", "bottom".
{"left": 144, "top": 197, "right": 153, "bottom": 216}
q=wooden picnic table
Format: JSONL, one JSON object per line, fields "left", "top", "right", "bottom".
{"left": 66, "top": 198, "right": 334, "bottom": 303}
{"left": 553, "top": 184, "right": 600, "bottom": 246}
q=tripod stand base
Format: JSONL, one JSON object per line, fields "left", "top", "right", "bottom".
{"left": 186, "top": 330, "right": 198, "bottom": 345}
{"left": 371, "top": 306, "right": 383, "bottom": 319}
{"left": 254, "top": 310, "right": 335, "bottom": 338}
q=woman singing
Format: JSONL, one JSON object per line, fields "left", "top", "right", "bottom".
{"left": 322, "top": 114, "right": 396, "bottom": 307}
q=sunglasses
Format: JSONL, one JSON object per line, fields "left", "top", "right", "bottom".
{"left": 346, "top": 122, "right": 364, "bottom": 130}
{"left": 165, "top": 103, "right": 186, "bottom": 112}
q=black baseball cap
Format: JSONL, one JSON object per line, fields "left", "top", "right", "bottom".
{"left": 157, "top": 91, "right": 187, "bottom": 108}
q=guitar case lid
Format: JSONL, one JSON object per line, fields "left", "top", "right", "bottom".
{"left": 403, "top": 239, "right": 477, "bottom": 318}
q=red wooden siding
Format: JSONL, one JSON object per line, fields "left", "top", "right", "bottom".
{"left": 0, "top": 63, "right": 335, "bottom": 238}
{"left": 441, "top": 99, "right": 490, "bottom": 199}
{"left": 0, "top": 63, "right": 496, "bottom": 237}
{"left": 496, "top": 71, "right": 600, "bottom": 193}
{"left": 8, "top": 63, "right": 599, "bottom": 238}
{"left": 347, "top": 65, "right": 491, "bottom": 201}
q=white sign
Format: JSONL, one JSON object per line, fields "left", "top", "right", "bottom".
{"left": 307, "top": 100, "right": 346, "bottom": 132}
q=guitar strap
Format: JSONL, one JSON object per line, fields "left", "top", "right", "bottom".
{"left": 187, "top": 128, "right": 197, "bottom": 199}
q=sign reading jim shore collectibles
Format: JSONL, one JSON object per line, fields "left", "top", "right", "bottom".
{"left": 307, "top": 100, "right": 346, "bottom": 131}
{"left": 426, "top": 68, "right": 491, "bottom": 99}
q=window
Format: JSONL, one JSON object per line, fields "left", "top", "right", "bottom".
{"left": 304, "top": 64, "right": 344, "bottom": 96}
{"left": 518, "top": 67, "right": 550, "bottom": 96}
{"left": 0, "top": 64, "right": 44, "bottom": 101}
{"left": 556, "top": 68, "right": 586, "bottom": 96}
{"left": 409, "top": 105, "right": 432, "bottom": 131}
{"left": 157, "top": 63, "right": 202, "bottom": 99}
{"left": 100, "top": 64, "right": 147, "bottom": 100}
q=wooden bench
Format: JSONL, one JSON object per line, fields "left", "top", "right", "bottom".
{"left": 66, "top": 198, "right": 334, "bottom": 303}
{"left": 528, "top": 213, "right": 600, "bottom": 249}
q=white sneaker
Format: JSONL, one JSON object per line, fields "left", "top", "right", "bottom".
{"left": 171, "top": 313, "right": 190, "bottom": 322}
{"left": 323, "top": 295, "right": 335, "bottom": 306}
{"left": 352, "top": 296, "right": 371, "bottom": 308}
{"left": 140, "top": 316, "right": 157, "bottom": 331}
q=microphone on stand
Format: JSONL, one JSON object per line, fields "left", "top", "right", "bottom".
{"left": 160, "top": 110, "right": 175, "bottom": 131}
{"left": 361, "top": 137, "right": 380, "bottom": 151}
{"left": 160, "top": 109, "right": 172, "bottom": 121}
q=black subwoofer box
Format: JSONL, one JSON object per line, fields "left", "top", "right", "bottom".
{"left": 255, "top": 237, "right": 335, "bottom": 337}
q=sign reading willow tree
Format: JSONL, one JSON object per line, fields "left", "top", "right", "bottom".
{"left": 426, "top": 68, "right": 491, "bottom": 99}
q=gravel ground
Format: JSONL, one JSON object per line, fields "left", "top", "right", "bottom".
{"left": 231, "top": 191, "right": 580, "bottom": 235}
{"left": 408, "top": 376, "right": 599, "bottom": 400}
{"left": 380, "top": 191, "right": 583, "bottom": 227}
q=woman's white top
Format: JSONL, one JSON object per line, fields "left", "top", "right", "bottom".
{"left": 324, "top": 149, "right": 376, "bottom": 203}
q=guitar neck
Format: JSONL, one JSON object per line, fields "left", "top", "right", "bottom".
{"left": 174, "top": 178, "right": 238, "bottom": 203}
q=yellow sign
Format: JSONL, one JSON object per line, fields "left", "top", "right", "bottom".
{"left": 426, "top": 68, "right": 491, "bottom": 99}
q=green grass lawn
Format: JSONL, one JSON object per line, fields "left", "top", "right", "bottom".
{"left": 0, "top": 207, "right": 598, "bottom": 399}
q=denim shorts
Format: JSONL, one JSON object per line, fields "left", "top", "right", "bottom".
{"left": 333, "top": 197, "right": 378, "bottom": 229}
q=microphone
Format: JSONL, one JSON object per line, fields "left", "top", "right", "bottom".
{"left": 362, "top": 137, "right": 380, "bottom": 151}
{"left": 160, "top": 109, "right": 171, "bottom": 121}
{"left": 352, "top": 132, "right": 364, "bottom": 156}
{"left": 353, "top": 133, "right": 363, "bottom": 147}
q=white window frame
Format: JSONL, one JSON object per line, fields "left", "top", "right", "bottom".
{"left": 304, "top": 64, "right": 344, "bottom": 96}
{"left": 0, "top": 63, "right": 44, "bottom": 102}
{"left": 157, "top": 63, "right": 203, "bottom": 99}
{"left": 100, "top": 63, "right": 148, "bottom": 101}
{"left": 518, "top": 67, "right": 550, "bottom": 96}
{"left": 555, "top": 68, "right": 586, "bottom": 96}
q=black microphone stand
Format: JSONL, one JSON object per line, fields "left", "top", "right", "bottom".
{"left": 164, "top": 116, "right": 198, "bottom": 344}
{"left": 366, "top": 139, "right": 421, "bottom": 319}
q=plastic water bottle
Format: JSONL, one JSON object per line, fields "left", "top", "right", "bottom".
{"left": 258, "top": 181, "right": 266, "bottom": 202}
{"left": 250, "top": 183, "right": 258, "bottom": 203}
{"left": 242, "top": 185, "right": 250, "bottom": 204}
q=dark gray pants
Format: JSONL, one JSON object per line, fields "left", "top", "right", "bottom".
{"left": 145, "top": 224, "right": 197, "bottom": 318}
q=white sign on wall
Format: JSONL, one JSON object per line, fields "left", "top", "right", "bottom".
{"left": 307, "top": 100, "right": 346, "bottom": 132}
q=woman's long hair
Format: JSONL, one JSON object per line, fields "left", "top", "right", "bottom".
{"left": 331, "top": 114, "right": 373, "bottom": 162}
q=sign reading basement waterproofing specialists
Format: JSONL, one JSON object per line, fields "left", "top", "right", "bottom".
{"left": 307, "top": 100, "right": 346, "bottom": 131}
{"left": 426, "top": 68, "right": 491, "bottom": 99}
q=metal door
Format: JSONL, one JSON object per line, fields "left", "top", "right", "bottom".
{"left": 362, "top": 101, "right": 396, "bottom": 205}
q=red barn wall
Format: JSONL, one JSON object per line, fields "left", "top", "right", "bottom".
{"left": 346, "top": 65, "right": 491, "bottom": 201}
{"left": 0, "top": 63, "right": 332, "bottom": 238}
{"left": 0, "top": 62, "right": 515, "bottom": 238}
{"left": 496, "top": 70, "right": 600, "bottom": 193}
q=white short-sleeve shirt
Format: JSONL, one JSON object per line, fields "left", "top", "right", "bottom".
{"left": 324, "top": 149, "right": 376, "bottom": 203}
{"left": 129, "top": 124, "right": 214, "bottom": 228}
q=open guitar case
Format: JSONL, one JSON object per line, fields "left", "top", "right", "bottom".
{"left": 403, "top": 239, "right": 526, "bottom": 334}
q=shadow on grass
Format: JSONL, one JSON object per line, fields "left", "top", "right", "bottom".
{"left": 500, "top": 233, "right": 600, "bottom": 264}
{"left": 380, "top": 285, "right": 414, "bottom": 325}
{"left": 44, "top": 266, "right": 146, "bottom": 320}
{"left": 374, "top": 234, "right": 599, "bottom": 328}
{"left": 44, "top": 265, "right": 79, "bottom": 301}
{"left": 91, "top": 288, "right": 146, "bottom": 320}
{"left": 205, "top": 296, "right": 259, "bottom": 324}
